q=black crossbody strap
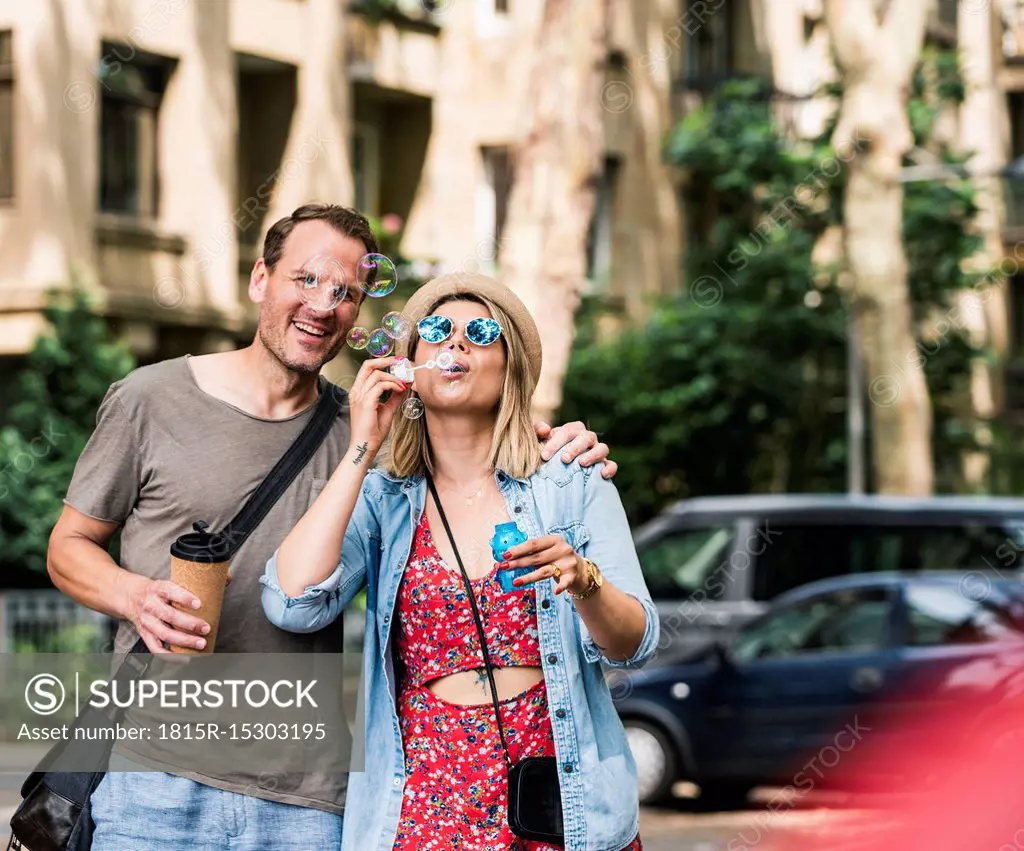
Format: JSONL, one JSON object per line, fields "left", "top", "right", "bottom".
{"left": 217, "top": 383, "right": 340, "bottom": 558}
{"left": 426, "top": 474, "right": 514, "bottom": 769}
{"left": 101, "top": 637, "right": 151, "bottom": 723}
{"left": 22, "top": 636, "right": 150, "bottom": 786}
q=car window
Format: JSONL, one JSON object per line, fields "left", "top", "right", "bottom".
{"left": 913, "top": 522, "right": 1024, "bottom": 574}
{"left": 903, "top": 584, "right": 1024, "bottom": 647}
{"left": 638, "top": 526, "right": 734, "bottom": 600}
{"left": 730, "top": 588, "right": 891, "bottom": 663}
{"left": 753, "top": 522, "right": 1024, "bottom": 602}
{"left": 752, "top": 526, "right": 893, "bottom": 601}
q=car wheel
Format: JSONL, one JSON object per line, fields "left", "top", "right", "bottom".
{"left": 623, "top": 719, "right": 677, "bottom": 805}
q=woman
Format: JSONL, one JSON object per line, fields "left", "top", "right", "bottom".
{"left": 261, "top": 273, "right": 660, "bottom": 851}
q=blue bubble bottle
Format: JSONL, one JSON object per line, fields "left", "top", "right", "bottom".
{"left": 492, "top": 521, "right": 530, "bottom": 593}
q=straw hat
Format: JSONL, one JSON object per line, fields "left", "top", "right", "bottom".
{"left": 399, "top": 272, "right": 543, "bottom": 385}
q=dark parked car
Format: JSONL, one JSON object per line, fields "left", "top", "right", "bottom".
{"left": 614, "top": 572, "right": 1024, "bottom": 807}
{"left": 634, "top": 495, "right": 1024, "bottom": 659}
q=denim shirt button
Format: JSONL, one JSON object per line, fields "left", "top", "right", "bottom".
{"left": 547, "top": 654, "right": 557, "bottom": 665}
{"left": 555, "top": 709, "right": 566, "bottom": 719}
{"left": 393, "top": 776, "right": 402, "bottom": 786}
{"left": 541, "top": 600, "right": 551, "bottom": 609}
{"left": 514, "top": 505, "right": 523, "bottom": 513}
{"left": 563, "top": 763, "right": 574, "bottom": 774}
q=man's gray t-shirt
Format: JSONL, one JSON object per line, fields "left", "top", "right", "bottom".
{"left": 64, "top": 356, "right": 352, "bottom": 813}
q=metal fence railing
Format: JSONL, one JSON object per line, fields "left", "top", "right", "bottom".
{"left": 0, "top": 589, "right": 366, "bottom": 653}
{"left": 0, "top": 590, "right": 116, "bottom": 653}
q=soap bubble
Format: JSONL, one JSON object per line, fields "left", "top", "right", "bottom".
{"left": 367, "top": 328, "right": 394, "bottom": 357}
{"left": 401, "top": 397, "right": 424, "bottom": 420}
{"left": 390, "top": 358, "right": 416, "bottom": 383}
{"left": 346, "top": 327, "right": 370, "bottom": 350}
{"left": 358, "top": 254, "right": 398, "bottom": 298}
{"left": 382, "top": 311, "right": 412, "bottom": 340}
{"left": 436, "top": 352, "right": 455, "bottom": 370}
{"left": 296, "top": 254, "right": 348, "bottom": 312}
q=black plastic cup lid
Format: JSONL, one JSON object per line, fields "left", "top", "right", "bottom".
{"left": 170, "top": 520, "right": 232, "bottom": 563}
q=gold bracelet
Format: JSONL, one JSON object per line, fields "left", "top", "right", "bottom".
{"left": 568, "top": 558, "right": 604, "bottom": 601}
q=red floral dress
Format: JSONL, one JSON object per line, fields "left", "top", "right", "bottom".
{"left": 392, "top": 513, "right": 643, "bottom": 851}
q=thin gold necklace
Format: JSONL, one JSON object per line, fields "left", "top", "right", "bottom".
{"left": 437, "top": 472, "right": 493, "bottom": 506}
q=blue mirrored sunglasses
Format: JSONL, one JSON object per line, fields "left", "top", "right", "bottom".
{"left": 417, "top": 315, "right": 503, "bottom": 347}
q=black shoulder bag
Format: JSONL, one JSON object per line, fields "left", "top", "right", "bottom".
{"left": 8, "top": 384, "right": 342, "bottom": 851}
{"left": 426, "top": 475, "right": 565, "bottom": 847}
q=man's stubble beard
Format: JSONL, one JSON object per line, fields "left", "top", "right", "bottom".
{"left": 258, "top": 322, "right": 348, "bottom": 376}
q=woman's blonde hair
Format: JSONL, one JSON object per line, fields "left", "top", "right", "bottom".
{"left": 385, "top": 293, "right": 542, "bottom": 480}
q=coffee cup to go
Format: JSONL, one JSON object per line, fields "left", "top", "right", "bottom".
{"left": 168, "top": 521, "right": 231, "bottom": 654}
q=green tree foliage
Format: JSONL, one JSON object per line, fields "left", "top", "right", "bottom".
{"left": 0, "top": 286, "right": 135, "bottom": 573}
{"left": 560, "top": 55, "right": 985, "bottom": 526}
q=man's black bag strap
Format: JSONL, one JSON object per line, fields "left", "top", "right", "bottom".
{"left": 20, "top": 635, "right": 151, "bottom": 789}
{"left": 212, "top": 382, "right": 342, "bottom": 559}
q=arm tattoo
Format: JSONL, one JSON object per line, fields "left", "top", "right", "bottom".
{"left": 352, "top": 441, "right": 369, "bottom": 465}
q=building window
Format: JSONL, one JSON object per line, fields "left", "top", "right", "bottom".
{"left": 586, "top": 156, "right": 621, "bottom": 291}
{"left": 0, "top": 31, "right": 14, "bottom": 200}
{"left": 1011, "top": 274, "right": 1024, "bottom": 360}
{"left": 683, "top": 0, "right": 733, "bottom": 89}
{"left": 98, "top": 45, "right": 173, "bottom": 218}
{"left": 477, "top": 146, "right": 513, "bottom": 267}
{"left": 352, "top": 123, "right": 380, "bottom": 217}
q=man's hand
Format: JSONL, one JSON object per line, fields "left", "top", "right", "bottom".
{"left": 123, "top": 573, "right": 212, "bottom": 654}
{"left": 534, "top": 420, "right": 617, "bottom": 479}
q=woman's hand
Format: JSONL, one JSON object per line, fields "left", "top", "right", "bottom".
{"left": 348, "top": 356, "right": 409, "bottom": 455}
{"left": 499, "top": 535, "right": 589, "bottom": 596}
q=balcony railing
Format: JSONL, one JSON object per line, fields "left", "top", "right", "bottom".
{"left": 348, "top": 0, "right": 445, "bottom": 28}
{"left": 346, "top": 0, "right": 442, "bottom": 97}
{"left": 1005, "top": 0, "right": 1024, "bottom": 62}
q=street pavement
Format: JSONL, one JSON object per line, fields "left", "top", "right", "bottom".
{"left": 0, "top": 745, "right": 875, "bottom": 851}
{"left": 638, "top": 798, "right": 872, "bottom": 851}
{"left": 0, "top": 783, "right": 875, "bottom": 850}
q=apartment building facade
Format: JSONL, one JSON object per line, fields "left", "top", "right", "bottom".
{"left": 0, "top": 0, "right": 684, "bottom": 387}
{"left": 0, "top": 0, "right": 1019, "bottom": 405}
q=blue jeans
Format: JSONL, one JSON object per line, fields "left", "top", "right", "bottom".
{"left": 90, "top": 754, "right": 343, "bottom": 850}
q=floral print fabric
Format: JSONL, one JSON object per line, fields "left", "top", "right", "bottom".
{"left": 392, "top": 514, "right": 643, "bottom": 851}
{"left": 395, "top": 513, "right": 542, "bottom": 687}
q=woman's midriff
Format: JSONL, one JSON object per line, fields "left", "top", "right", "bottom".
{"left": 426, "top": 666, "right": 544, "bottom": 706}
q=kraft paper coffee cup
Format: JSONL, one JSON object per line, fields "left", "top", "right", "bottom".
{"left": 169, "top": 522, "right": 231, "bottom": 655}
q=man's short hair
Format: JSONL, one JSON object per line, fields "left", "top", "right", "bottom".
{"left": 262, "top": 204, "right": 379, "bottom": 270}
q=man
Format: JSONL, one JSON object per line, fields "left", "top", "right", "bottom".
{"left": 46, "top": 203, "right": 617, "bottom": 849}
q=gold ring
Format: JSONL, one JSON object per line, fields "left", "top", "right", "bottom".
{"left": 551, "top": 564, "right": 561, "bottom": 580}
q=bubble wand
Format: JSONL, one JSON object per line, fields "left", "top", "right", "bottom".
{"left": 388, "top": 352, "right": 456, "bottom": 383}
{"left": 387, "top": 353, "right": 457, "bottom": 420}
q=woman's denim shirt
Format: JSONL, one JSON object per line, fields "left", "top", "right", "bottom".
{"left": 261, "top": 457, "right": 660, "bottom": 851}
